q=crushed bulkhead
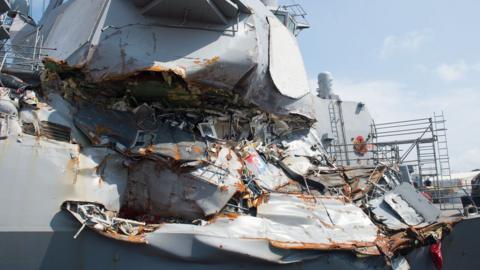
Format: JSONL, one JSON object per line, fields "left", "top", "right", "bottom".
{"left": 0, "top": 64, "right": 458, "bottom": 267}
{"left": 0, "top": 1, "right": 460, "bottom": 267}
{"left": 0, "top": 59, "right": 459, "bottom": 268}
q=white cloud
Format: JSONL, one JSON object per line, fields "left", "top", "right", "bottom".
{"left": 456, "top": 147, "right": 480, "bottom": 172}
{"left": 414, "top": 64, "right": 429, "bottom": 73}
{"left": 436, "top": 60, "right": 469, "bottom": 81}
{"left": 379, "top": 30, "right": 430, "bottom": 58}
{"left": 472, "top": 63, "right": 480, "bottom": 72}
{"left": 324, "top": 79, "right": 480, "bottom": 172}
{"left": 334, "top": 80, "right": 419, "bottom": 122}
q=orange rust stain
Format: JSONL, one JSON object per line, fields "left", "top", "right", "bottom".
{"left": 211, "top": 212, "right": 240, "bottom": 221}
{"left": 234, "top": 182, "right": 247, "bottom": 193}
{"left": 43, "top": 57, "right": 67, "bottom": 66}
{"left": 192, "top": 145, "right": 203, "bottom": 154}
{"left": 173, "top": 144, "right": 181, "bottom": 161}
{"left": 36, "top": 102, "right": 50, "bottom": 109}
{"left": 287, "top": 193, "right": 350, "bottom": 204}
{"left": 137, "top": 148, "right": 148, "bottom": 156}
{"left": 98, "top": 230, "right": 146, "bottom": 244}
{"left": 219, "top": 185, "right": 229, "bottom": 192}
{"left": 138, "top": 145, "right": 156, "bottom": 156}
{"left": 374, "top": 233, "right": 417, "bottom": 258}
{"left": 145, "top": 65, "right": 171, "bottom": 72}
{"left": 43, "top": 57, "right": 84, "bottom": 70}
{"left": 48, "top": 61, "right": 188, "bottom": 82}
{"left": 268, "top": 240, "right": 377, "bottom": 252}
{"left": 144, "top": 65, "right": 187, "bottom": 78}
{"left": 296, "top": 194, "right": 318, "bottom": 203}
{"left": 203, "top": 56, "right": 220, "bottom": 66}
{"left": 126, "top": 235, "right": 146, "bottom": 243}
{"left": 252, "top": 194, "right": 269, "bottom": 207}
{"left": 95, "top": 125, "right": 112, "bottom": 136}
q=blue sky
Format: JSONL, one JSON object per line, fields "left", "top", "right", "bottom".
{"left": 30, "top": 1, "right": 479, "bottom": 172}
{"left": 280, "top": 0, "right": 480, "bottom": 172}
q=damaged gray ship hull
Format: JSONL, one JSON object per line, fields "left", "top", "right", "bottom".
{"left": 0, "top": 177, "right": 478, "bottom": 270}
{"left": 0, "top": 133, "right": 384, "bottom": 269}
{"left": 0, "top": 154, "right": 477, "bottom": 270}
{"left": 0, "top": 0, "right": 477, "bottom": 269}
{"left": 0, "top": 108, "right": 468, "bottom": 270}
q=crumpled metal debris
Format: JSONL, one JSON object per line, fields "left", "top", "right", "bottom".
{"left": 0, "top": 86, "right": 31, "bottom": 139}
{"left": 63, "top": 201, "right": 158, "bottom": 243}
{"left": 369, "top": 182, "right": 442, "bottom": 230}
{"left": 75, "top": 105, "right": 208, "bottom": 161}
{"left": 241, "top": 144, "right": 291, "bottom": 190}
{"left": 46, "top": 90, "right": 455, "bottom": 265}
{"left": 0, "top": 0, "right": 464, "bottom": 267}
{"left": 0, "top": 54, "right": 457, "bottom": 268}
{"left": 124, "top": 145, "right": 244, "bottom": 220}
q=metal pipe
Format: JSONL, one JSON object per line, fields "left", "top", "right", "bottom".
{"left": 378, "top": 131, "right": 434, "bottom": 137}
{"left": 376, "top": 127, "right": 433, "bottom": 134}
{"left": 375, "top": 118, "right": 431, "bottom": 126}
{"left": 375, "top": 122, "right": 434, "bottom": 130}
{"left": 6, "top": 44, "right": 57, "bottom": 50}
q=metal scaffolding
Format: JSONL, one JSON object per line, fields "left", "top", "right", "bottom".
{"left": 372, "top": 117, "right": 439, "bottom": 184}
{"left": 371, "top": 113, "right": 474, "bottom": 212}
{"left": 326, "top": 115, "right": 441, "bottom": 171}
{"left": 325, "top": 112, "right": 471, "bottom": 212}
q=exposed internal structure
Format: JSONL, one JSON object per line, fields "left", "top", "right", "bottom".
{"left": 0, "top": 0, "right": 462, "bottom": 269}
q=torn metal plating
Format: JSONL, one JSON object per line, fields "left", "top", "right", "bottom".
{"left": 0, "top": 74, "right": 456, "bottom": 265}
{"left": 63, "top": 201, "right": 156, "bottom": 244}
{"left": 0, "top": 73, "right": 458, "bottom": 268}
{"left": 0, "top": 0, "right": 459, "bottom": 268}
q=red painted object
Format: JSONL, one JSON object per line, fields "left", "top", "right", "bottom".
{"left": 430, "top": 242, "right": 443, "bottom": 270}
{"left": 353, "top": 135, "right": 368, "bottom": 156}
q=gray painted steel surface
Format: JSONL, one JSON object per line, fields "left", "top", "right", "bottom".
{"left": 0, "top": 1, "right": 474, "bottom": 270}
{"left": 11, "top": 0, "right": 313, "bottom": 118}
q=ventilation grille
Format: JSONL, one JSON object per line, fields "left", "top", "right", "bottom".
{"left": 22, "top": 121, "right": 71, "bottom": 142}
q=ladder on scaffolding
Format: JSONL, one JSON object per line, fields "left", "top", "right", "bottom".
{"left": 370, "top": 121, "right": 379, "bottom": 164}
{"left": 328, "top": 101, "right": 344, "bottom": 165}
{"left": 434, "top": 112, "right": 453, "bottom": 209}
{"left": 416, "top": 120, "right": 439, "bottom": 185}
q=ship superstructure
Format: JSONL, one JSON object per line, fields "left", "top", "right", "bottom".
{"left": 0, "top": 1, "right": 476, "bottom": 270}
